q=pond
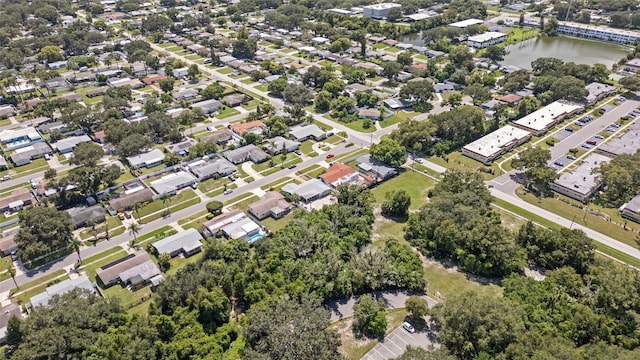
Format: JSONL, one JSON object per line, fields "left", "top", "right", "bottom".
{"left": 500, "top": 36, "right": 629, "bottom": 69}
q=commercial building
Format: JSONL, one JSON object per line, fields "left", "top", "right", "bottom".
{"left": 126, "top": 149, "right": 165, "bottom": 169}
{"left": 150, "top": 171, "right": 197, "bottom": 194}
{"left": 557, "top": 21, "right": 640, "bottom": 44}
{"left": 512, "top": 101, "right": 583, "bottom": 136}
{"left": 362, "top": 3, "right": 401, "bottom": 19}
{"left": 467, "top": 32, "right": 507, "bottom": 49}
{"left": 96, "top": 251, "right": 161, "bottom": 288}
{"left": 449, "top": 18, "right": 484, "bottom": 28}
{"left": 0, "top": 128, "right": 43, "bottom": 151}
{"left": 281, "top": 179, "right": 332, "bottom": 203}
{"left": 550, "top": 153, "right": 611, "bottom": 201}
{"left": 585, "top": 82, "right": 617, "bottom": 105}
{"left": 152, "top": 228, "right": 203, "bottom": 257}
{"left": 248, "top": 192, "right": 292, "bottom": 220}
{"left": 597, "top": 121, "right": 640, "bottom": 158}
{"left": 462, "top": 125, "right": 531, "bottom": 164}
{"left": 204, "top": 210, "right": 263, "bottom": 242}
{"left": 624, "top": 58, "right": 640, "bottom": 72}
{"left": 29, "top": 275, "right": 95, "bottom": 309}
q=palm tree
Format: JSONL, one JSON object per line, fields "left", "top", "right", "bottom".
{"left": 133, "top": 201, "right": 142, "bottom": 220}
{"left": 160, "top": 193, "right": 171, "bottom": 211}
{"left": 70, "top": 237, "right": 82, "bottom": 261}
{"left": 104, "top": 219, "right": 110, "bottom": 241}
{"left": 128, "top": 223, "right": 140, "bottom": 245}
{"left": 8, "top": 263, "right": 17, "bottom": 290}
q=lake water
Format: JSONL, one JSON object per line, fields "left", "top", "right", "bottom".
{"left": 397, "top": 32, "right": 629, "bottom": 70}
{"left": 500, "top": 36, "right": 629, "bottom": 69}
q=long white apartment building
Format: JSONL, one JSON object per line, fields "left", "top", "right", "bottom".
{"left": 557, "top": 22, "right": 640, "bottom": 44}
{"left": 467, "top": 32, "right": 506, "bottom": 49}
{"left": 462, "top": 125, "right": 531, "bottom": 164}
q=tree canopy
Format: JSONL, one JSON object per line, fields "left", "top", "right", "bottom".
{"left": 15, "top": 207, "right": 74, "bottom": 263}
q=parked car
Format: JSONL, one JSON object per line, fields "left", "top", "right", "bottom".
{"left": 1, "top": 175, "right": 10, "bottom": 181}
{"left": 294, "top": 150, "right": 302, "bottom": 155}
{"left": 565, "top": 128, "right": 574, "bottom": 132}
{"left": 403, "top": 322, "right": 416, "bottom": 334}
{"left": 288, "top": 164, "right": 297, "bottom": 169}
{"left": 326, "top": 153, "right": 335, "bottom": 159}
{"left": 586, "top": 140, "right": 597, "bottom": 145}
{"left": 582, "top": 143, "right": 592, "bottom": 149}
{"left": 415, "top": 158, "right": 423, "bottom": 163}
{"left": 44, "top": 153, "right": 50, "bottom": 160}
{"left": 575, "top": 121, "right": 584, "bottom": 126}
{"left": 223, "top": 189, "right": 233, "bottom": 195}
{"left": 595, "top": 135, "right": 604, "bottom": 140}
{"left": 567, "top": 155, "right": 576, "bottom": 160}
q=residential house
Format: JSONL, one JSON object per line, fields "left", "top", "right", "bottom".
{"left": 164, "top": 137, "right": 198, "bottom": 155}
{"left": 188, "top": 157, "right": 236, "bottom": 180}
{"left": 281, "top": 179, "right": 332, "bottom": 203}
{"left": 200, "top": 129, "right": 234, "bottom": 145}
{"left": 96, "top": 251, "right": 161, "bottom": 288}
{"left": 173, "top": 67, "right": 189, "bottom": 79}
{"left": 0, "top": 303, "right": 21, "bottom": 344}
{"left": 355, "top": 154, "right": 398, "bottom": 180}
{"left": 224, "top": 144, "right": 269, "bottom": 164}
{"left": 50, "top": 135, "right": 92, "bottom": 154}
{"left": 29, "top": 275, "right": 95, "bottom": 309}
{"left": 86, "top": 87, "right": 108, "bottom": 98}
{"left": 0, "top": 105, "right": 16, "bottom": 118}
{"left": 150, "top": 171, "right": 197, "bottom": 194}
{"left": 230, "top": 120, "right": 267, "bottom": 136}
{"left": 288, "top": 124, "right": 327, "bottom": 141}
{"left": 204, "top": 210, "right": 263, "bottom": 242}
{"left": 497, "top": 93, "right": 523, "bottom": 106}
{"left": 10, "top": 143, "right": 51, "bottom": 166}
{"left": 0, "top": 128, "right": 44, "bottom": 151}
{"left": 173, "top": 88, "right": 199, "bottom": 101}
{"left": 191, "top": 99, "right": 223, "bottom": 115}
{"left": 264, "top": 136, "right": 300, "bottom": 154}
{"left": 358, "top": 108, "right": 381, "bottom": 120}
{"left": 320, "top": 163, "right": 373, "bottom": 188}
{"left": 142, "top": 74, "right": 167, "bottom": 85}
{"left": 152, "top": 228, "right": 203, "bottom": 257}
{"left": 0, "top": 233, "right": 17, "bottom": 257}
{"left": 0, "top": 188, "right": 33, "bottom": 212}
{"left": 248, "top": 191, "right": 292, "bottom": 220}
{"left": 0, "top": 155, "right": 6, "bottom": 170}
{"left": 66, "top": 205, "right": 107, "bottom": 229}
{"left": 126, "top": 149, "right": 165, "bottom": 169}
{"left": 222, "top": 94, "right": 247, "bottom": 107}
{"left": 107, "top": 187, "right": 155, "bottom": 213}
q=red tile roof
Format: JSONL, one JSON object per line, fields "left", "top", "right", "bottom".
{"left": 229, "top": 120, "right": 266, "bottom": 135}
{"left": 319, "top": 164, "right": 356, "bottom": 184}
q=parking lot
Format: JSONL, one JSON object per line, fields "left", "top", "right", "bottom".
{"left": 547, "top": 97, "right": 640, "bottom": 166}
{"left": 361, "top": 325, "right": 438, "bottom": 360}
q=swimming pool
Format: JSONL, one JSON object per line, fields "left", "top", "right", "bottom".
{"left": 248, "top": 233, "right": 264, "bottom": 243}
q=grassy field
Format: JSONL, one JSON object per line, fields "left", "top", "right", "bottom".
{"left": 423, "top": 261, "right": 503, "bottom": 301}
{"left": 371, "top": 171, "right": 435, "bottom": 210}
{"left": 136, "top": 226, "right": 174, "bottom": 244}
{"left": 228, "top": 195, "right": 259, "bottom": 211}
{"left": 430, "top": 152, "right": 501, "bottom": 180}
{"left": 140, "top": 197, "right": 201, "bottom": 224}
{"left": 335, "top": 118, "right": 377, "bottom": 133}
{"left": 261, "top": 213, "right": 295, "bottom": 233}
{"left": 138, "top": 189, "right": 198, "bottom": 218}
{"left": 216, "top": 67, "right": 234, "bottom": 74}
{"left": 216, "top": 107, "right": 241, "bottom": 119}
{"left": 518, "top": 191, "right": 639, "bottom": 246}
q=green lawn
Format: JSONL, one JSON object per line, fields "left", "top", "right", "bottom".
{"left": 136, "top": 226, "right": 174, "bottom": 244}
{"left": 255, "top": 84, "right": 269, "bottom": 92}
{"left": 198, "top": 177, "right": 231, "bottom": 194}
{"left": 12, "top": 269, "right": 68, "bottom": 304}
{"left": 299, "top": 140, "right": 315, "bottom": 154}
{"left": 337, "top": 119, "right": 376, "bottom": 133}
{"left": 371, "top": 171, "right": 435, "bottom": 210}
{"left": 227, "top": 194, "right": 259, "bottom": 211}
{"left": 216, "top": 67, "right": 234, "bottom": 74}
{"left": 140, "top": 197, "right": 201, "bottom": 224}
{"left": 379, "top": 111, "right": 417, "bottom": 128}
{"left": 138, "top": 189, "right": 198, "bottom": 218}
{"left": 261, "top": 213, "right": 295, "bottom": 233}
{"left": 216, "top": 107, "right": 241, "bottom": 119}
{"left": 252, "top": 153, "right": 299, "bottom": 173}
{"left": 104, "top": 284, "right": 154, "bottom": 309}
{"left": 11, "top": 158, "right": 49, "bottom": 176}
{"left": 372, "top": 43, "right": 388, "bottom": 50}
{"left": 261, "top": 157, "right": 303, "bottom": 176}
{"left": 325, "top": 135, "right": 345, "bottom": 145}
{"left": 166, "top": 251, "right": 205, "bottom": 276}
{"left": 429, "top": 152, "right": 502, "bottom": 180}
{"left": 260, "top": 177, "right": 296, "bottom": 191}
{"left": 178, "top": 210, "right": 209, "bottom": 226}
{"left": 83, "top": 250, "right": 129, "bottom": 279}
{"left": 518, "top": 190, "right": 639, "bottom": 246}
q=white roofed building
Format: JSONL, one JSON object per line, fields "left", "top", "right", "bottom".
{"left": 512, "top": 101, "right": 583, "bottom": 136}
{"left": 462, "top": 125, "right": 532, "bottom": 164}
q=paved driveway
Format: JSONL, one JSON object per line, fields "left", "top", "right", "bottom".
{"left": 362, "top": 324, "right": 438, "bottom": 360}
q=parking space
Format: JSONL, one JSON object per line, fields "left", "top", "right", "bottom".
{"left": 362, "top": 325, "right": 437, "bottom": 360}
{"left": 553, "top": 128, "right": 575, "bottom": 141}
{"left": 549, "top": 98, "right": 640, "bottom": 160}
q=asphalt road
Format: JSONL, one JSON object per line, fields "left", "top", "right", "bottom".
{"left": 549, "top": 98, "right": 640, "bottom": 161}
{"left": 362, "top": 323, "right": 438, "bottom": 360}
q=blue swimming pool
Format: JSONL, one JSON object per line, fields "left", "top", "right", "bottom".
{"left": 248, "top": 233, "right": 264, "bottom": 243}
